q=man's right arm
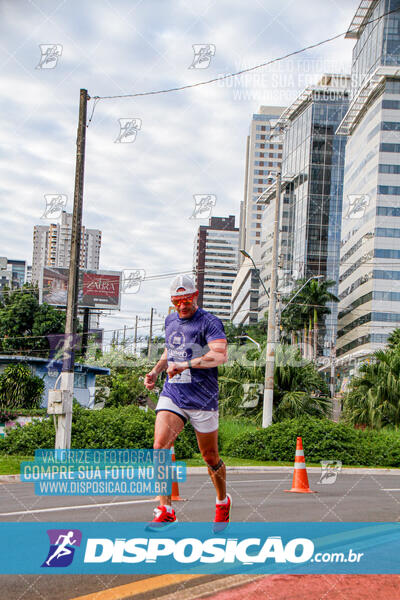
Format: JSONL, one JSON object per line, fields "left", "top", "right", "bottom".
{"left": 144, "top": 348, "right": 168, "bottom": 390}
{"left": 151, "top": 348, "right": 168, "bottom": 375}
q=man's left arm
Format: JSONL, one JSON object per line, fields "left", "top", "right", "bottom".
{"left": 166, "top": 339, "right": 227, "bottom": 378}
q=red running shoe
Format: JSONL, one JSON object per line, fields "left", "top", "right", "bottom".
{"left": 146, "top": 505, "right": 177, "bottom": 531}
{"left": 213, "top": 493, "right": 232, "bottom": 533}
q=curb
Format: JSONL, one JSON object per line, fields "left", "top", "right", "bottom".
{"left": 187, "top": 466, "right": 400, "bottom": 475}
{"left": 1, "top": 465, "right": 399, "bottom": 483}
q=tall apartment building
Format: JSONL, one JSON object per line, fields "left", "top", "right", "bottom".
{"left": 32, "top": 211, "right": 101, "bottom": 283}
{"left": 193, "top": 215, "right": 239, "bottom": 321}
{"left": 336, "top": 0, "right": 400, "bottom": 373}
{"left": 240, "top": 106, "right": 285, "bottom": 255}
{"left": 270, "top": 74, "right": 350, "bottom": 352}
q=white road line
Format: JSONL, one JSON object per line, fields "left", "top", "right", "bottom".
{"left": 381, "top": 489, "right": 400, "bottom": 491}
{"left": 229, "top": 479, "right": 288, "bottom": 483}
{"left": 0, "top": 498, "right": 156, "bottom": 516}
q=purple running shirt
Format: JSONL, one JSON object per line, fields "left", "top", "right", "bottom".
{"left": 161, "top": 307, "right": 226, "bottom": 411}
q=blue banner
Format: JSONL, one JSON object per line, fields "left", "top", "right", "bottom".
{"left": 0, "top": 522, "right": 399, "bottom": 574}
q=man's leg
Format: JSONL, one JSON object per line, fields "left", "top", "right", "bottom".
{"left": 154, "top": 410, "right": 185, "bottom": 506}
{"left": 195, "top": 429, "right": 226, "bottom": 501}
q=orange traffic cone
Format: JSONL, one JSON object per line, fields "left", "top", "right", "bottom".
{"left": 284, "top": 437, "right": 317, "bottom": 494}
{"left": 170, "top": 445, "right": 185, "bottom": 501}
{"left": 155, "top": 445, "right": 186, "bottom": 502}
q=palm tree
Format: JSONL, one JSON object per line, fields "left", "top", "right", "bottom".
{"left": 301, "top": 278, "right": 339, "bottom": 359}
{"left": 342, "top": 350, "right": 400, "bottom": 428}
{"left": 387, "top": 328, "right": 400, "bottom": 351}
{"left": 281, "top": 278, "right": 339, "bottom": 359}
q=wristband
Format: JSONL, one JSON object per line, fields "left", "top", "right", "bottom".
{"left": 188, "top": 360, "right": 192, "bottom": 369}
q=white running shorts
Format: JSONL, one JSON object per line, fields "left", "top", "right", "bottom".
{"left": 155, "top": 395, "right": 219, "bottom": 433}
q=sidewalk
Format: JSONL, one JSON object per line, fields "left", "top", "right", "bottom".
{"left": 193, "top": 574, "right": 400, "bottom": 600}
{"left": 1, "top": 464, "right": 399, "bottom": 483}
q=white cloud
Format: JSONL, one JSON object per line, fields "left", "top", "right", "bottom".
{"left": 0, "top": 0, "right": 358, "bottom": 343}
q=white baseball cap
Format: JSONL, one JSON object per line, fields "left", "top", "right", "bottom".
{"left": 170, "top": 274, "right": 197, "bottom": 296}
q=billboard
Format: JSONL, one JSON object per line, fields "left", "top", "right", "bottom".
{"left": 40, "top": 267, "right": 121, "bottom": 310}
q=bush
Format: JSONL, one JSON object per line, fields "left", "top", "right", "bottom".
{"left": 0, "top": 405, "right": 197, "bottom": 459}
{"left": 0, "top": 408, "right": 47, "bottom": 422}
{"left": 224, "top": 417, "right": 400, "bottom": 467}
{"left": 0, "top": 364, "right": 44, "bottom": 413}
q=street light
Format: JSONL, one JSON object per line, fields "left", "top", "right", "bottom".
{"left": 240, "top": 249, "right": 269, "bottom": 298}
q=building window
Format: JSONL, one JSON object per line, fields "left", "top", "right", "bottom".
{"left": 74, "top": 373, "right": 87, "bottom": 388}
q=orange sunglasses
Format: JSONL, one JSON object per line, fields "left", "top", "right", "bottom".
{"left": 171, "top": 293, "right": 196, "bottom": 307}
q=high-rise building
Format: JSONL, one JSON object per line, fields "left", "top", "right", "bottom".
{"left": 32, "top": 211, "right": 101, "bottom": 283}
{"left": 272, "top": 74, "right": 350, "bottom": 352}
{"left": 0, "top": 257, "right": 27, "bottom": 290}
{"left": 336, "top": 0, "right": 400, "bottom": 373}
{"left": 25, "top": 265, "right": 32, "bottom": 284}
{"left": 193, "top": 215, "right": 239, "bottom": 321}
{"left": 230, "top": 244, "right": 261, "bottom": 325}
{"left": 233, "top": 106, "right": 285, "bottom": 324}
{"left": 240, "top": 106, "right": 286, "bottom": 255}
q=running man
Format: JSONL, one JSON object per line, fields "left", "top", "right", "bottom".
{"left": 144, "top": 274, "right": 230, "bottom": 531}
{"left": 45, "top": 531, "right": 77, "bottom": 566}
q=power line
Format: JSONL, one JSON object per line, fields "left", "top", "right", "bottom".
{"left": 90, "top": 6, "right": 399, "bottom": 106}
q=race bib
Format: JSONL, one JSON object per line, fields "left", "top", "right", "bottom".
{"left": 168, "top": 368, "right": 192, "bottom": 384}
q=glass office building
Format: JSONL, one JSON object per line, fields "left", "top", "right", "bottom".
{"left": 336, "top": 0, "right": 400, "bottom": 373}
{"left": 275, "top": 75, "right": 350, "bottom": 352}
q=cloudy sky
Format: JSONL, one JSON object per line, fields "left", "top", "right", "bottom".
{"left": 0, "top": 0, "right": 359, "bottom": 347}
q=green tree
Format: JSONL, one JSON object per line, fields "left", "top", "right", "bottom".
{"left": 0, "top": 284, "right": 65, "bottom": 357}
{"left": 387, "top": 328, "right": 400, "bottom": 351}
{"left": 342, "top": 350, "right": 400, "bottom": 429}
{"left": 0, "top": 363, "right": 45, "bottom": 412}
{"left": 218, "top": 345, "right": 330, "bottom": 423}
{"left": 281, "top": 278, "right": 338, "bottom": 359}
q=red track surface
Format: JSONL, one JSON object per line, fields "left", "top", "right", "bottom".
{"left": 204, "top": 575, "right": 400, "bottom": 600}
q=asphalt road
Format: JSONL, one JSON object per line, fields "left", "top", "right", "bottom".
{"left": 0, "top": 471, "right": 399, "bottom": 600}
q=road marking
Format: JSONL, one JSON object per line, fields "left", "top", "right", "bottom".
{"left": 0, "top": 498, "right": 156, "bottom": 517}
{"left": 70, "top": 574, "right": 203, "bottom": 600}
{"left": 381, "top": 489, "right": 400, "bottom": 491}
{"left": 229, "top": 479, "right": 287, "bottom": 483}
{"left": 153, "top": 574, "right": 265, "bottom": 600}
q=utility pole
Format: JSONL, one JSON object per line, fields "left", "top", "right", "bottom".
{"left": 122, "top": 325, "right": 126, "bottom": 348}
{"left": 50, "top": 89, "right": 89, "bottom": 450}
{"left": 262, "top": 171, "right": 281, "bottom": 428}
{"left": 81, "top": 307, "right": 90, "bottom": 358}
{"left": 134, "top": 315, "right": 138, "bottom": 356}
{"left": 147, "top": 307, "right": 154, "bottom": 359}
{"left": 330, "top": 341, "right": 337, "bottom": 400}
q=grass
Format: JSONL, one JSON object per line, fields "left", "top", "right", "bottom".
{"left": 0, "top": 454, "right": 33, "bottom": 475}
{"left": 0, "top": 452, "right": 398, "bottom": 475}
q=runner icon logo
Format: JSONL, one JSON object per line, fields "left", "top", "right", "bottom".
{"left": 41, "top": 529, "right": 82, "bottom": 568}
